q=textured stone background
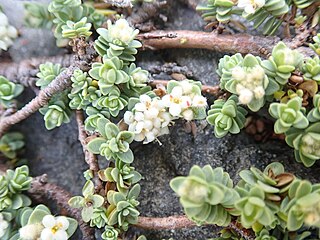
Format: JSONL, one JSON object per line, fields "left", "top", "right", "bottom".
{"left": 1, "top": 0, "right": 320, "bottom": 239}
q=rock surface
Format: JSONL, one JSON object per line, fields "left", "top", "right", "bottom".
{"left": 1, "top": 0, "right": 320, "bottom": 239}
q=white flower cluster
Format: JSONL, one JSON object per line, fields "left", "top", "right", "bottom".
{"left": 124, "top": 80, "right": 207, "bottom": 144}
{"left": 108, "top": 19, "right": 139, "bottom": 45}
{"left": 124, "top": 95, "right": 171, "bottom": 144}
{"left": 0, "top": 11, "right": 18, "bottom": 51}
{"left": 19, "top": 215, "right": 70, "bottom": 240}
{"left": 0, "top": 213, "right": 9, "bottom": 238}
{"left": 232, "top": 65, "right": 266, "bottom": 105}
{"left": 162, "top": 81, "right": 207, "bottom": 121}
{"left": 238, "top": 0, "right": 265, "bottom": 14}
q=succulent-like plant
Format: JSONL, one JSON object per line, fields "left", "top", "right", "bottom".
{"left": 286, "top": 122, "right": 320, "bottom": 167}
{"left": 301, "top": 56, "right": 320, "bottom": 83}
{"left": 101, "top": 225, "right": 119, "bottom": 240}
{"left": 94, "top": 87, "right": 128, "bottom": 117}
{"left": 207, "top": 95, "right": 247, "bottom": 138}
{"left": 310, "top": 33, "right": 320, "bottom": 55}
{"left": 235, "top": 186, "right": 276, "bottom": 229}
{"left": 36, "top": 62, "right": 64, "bottom": 89}
{"left": 24, "top": 2, "right": 54, "bottom": 29}
{"left": 99, "top": 159, "right": 142, "bottom": 194}
{"left": 0, "top": 76, "right": 24, "bottom": 108}
{"left": 217, "top": 53, "right": 244, "bottom": 90}
{"left": 269, "top": 97, "right": 309, "bottom": 134}
{"left": 196, "top": 0, "right": 238, "bottom": 23}
{"left": 68, "top": 180, "right": 105, "bottom": 222}
{"left": 286, "top": 179, "right": 320, "bottom": 231}
{"left": 39, "top": 100, "right": 71, "bottom": 130}
{"left": 307, "top": 94, "right": 320, "bottom": 122}
{"left": 87, "top": 119, "right": 135, "bottom": 163}
{"left": 170, "top": 165, "right": 239, "bottom": 226}
{"left": 0, "top": 132, "right": 24, "bottom": 159}
{"left": 61, "top": 17, "right": 92, "bottom": 39}
{"left": 262, "top": 42, "right": 303, "bottom": 85}
{"left": 95, "top": 19, "right": 141, "bottom": 61}
{"left": 0, "top": 165, "right": 32, "bottom": 211}
{"left": 89, "top": 56, "right": 130, "bottom": 95}
{"left": 255, "top": 229, "right": 277, "bottom": 240}
{"left": 224, "top": 54, "right": 278, "bottom": 111}
{"left": 84, "top": 106, "right": 110, "bottom": 132}
{"left": 90, "top": 207, "right": 108, "bottom": 228}
{"left": 107, "top": 184, "right": 140, "bottom": 231}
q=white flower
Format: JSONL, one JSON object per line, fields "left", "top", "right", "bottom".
{"left": 238, "top": 88, "right": 254, "bottom": 104}
{"left": 232, "top": 66, "right": 246, "bottom": 81}
{"left": 0, "top": 213, "right": 9, "bottom": 238}
{"left": 253, "top": 86, "right": 265, "bottom": 99}
{"left": 40, "top": 215, "right": 69, "bottom": 240}
{"left": 192, "top": 95, "right": 207, "bottom": 107}
{"left": 108, "top": 19, "right": 138, "bottom": 45}
{"left": 0, "top": 11, "right": 17, "bottom": 51}
{"left": 19, "top": 223, "right": 44, "bottom": 240}
{"left": 238, "top": 0, "right": 265, "bottom": 14}
{"left": 162, "top": 86, "right": 192, "bottom": 117}
{"left": 180, "top": 80, "right": 193, "bottom": 94}
{"left": 182, "top": 109, "right": 194, "bottom": 121}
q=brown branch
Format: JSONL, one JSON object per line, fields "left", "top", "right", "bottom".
{"left": 135, "top": 215, "right": 255, "bottom": 240}
{"left": 75, "top": 110, "right": 103, "bottom": 192}
{"left": 0, "top": 55, "right": 74, "bottom": 88}
{"left": 138, "top": 30, "right": 280, "bottom": 56}
{"left": 28, "top": 174, "right": 95, "bottom": 240}
{"left": 149, "top": 79, "right": 221, "bottom": 97}
{"left": 0, "top": 64, "right": 78, "bottom": 138}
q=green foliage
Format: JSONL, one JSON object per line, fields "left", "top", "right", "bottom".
{"left": 87, "top": 119, "right": 134, "bottom": 163}
{"left": 0, "top": 166, "right": 32, "bottom": 211}
{"left": 36, "top": 62, "right": 64, "bottom": 89}
{"left": 90, "top": 207, "right": 108, "bottom": 228}
{"left": 89, "top": 56, "right": 129, "bottom": 95}
{"left": 101, "top": 225, "right": 119, "bottom": 240}
{"left": 269, "top": 97, "right": 309, "bottom": 134}
{"left": 24, "top": 2, "right": 54, "bottom": 29}
{"left": 61, "top": 17, "right": 92, "bottom": 39}
{"left": 307, "top": 94, "right": 320, "bottom": 122}
{"left": 107, "top": 184, "right": 140, "bottom": 231}
{"left": 217, "top": 53, "right": 244, "bottom": 90}
{"left": 68, "top": 70, "right": 101, "bottom": 110}
{"left": 262, "top": 42, "right": 303, "bottom": 86}
{"left": 293, "top": 0, "right": 317, "bottom": 9}
{"left": 0, "top": 76, "right": 24, "bottom": 108}
{"left": 244, "top": 0, "right": 289, "bottom": 35}
{"left": 196, "top": 0, "right": 239, "bottom": 23}
{"left": 301, "top": 56, "right": 320, "bottom": 83}
{"left": 255, "top": 229, "right": 277, "bottom": 240}
{"left": 84, "top": 106, "right": 110, "bottom": 132}
{"left": 39, "top": 100, "right": 71, "bottom": 130}
{"left": 0, "top": 132, "right": 24, "bottom": 159}
{"left": 95, "top": 19, "right": 141, "bottom": 61}
{"left": 207, "top": 95, "right": 247, "bottom": 138}
{"left": 68, "top": 180, "right": 105, "bottom": 222}
{"left": 286, "top": 122, "right": 320, "bottom": 167}
{"left": 310, "top": 33, "right": 320, "bottom": 55}
{"left": 212, "top": 228, "right": 244, "bottom": 239}
{"left": 170, "top": 165, "right": 239, "bottom": 226}
{"left": 99, "top": 159, "right": 142, "bottom": 194}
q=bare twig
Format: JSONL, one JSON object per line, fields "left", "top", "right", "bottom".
{"left": 0, "top": 55, "right": 74, "bottom": 88}
{"left": 28, "top": 174, "right": 95, "bottom": 240}
{"left": 75, "top": 110, "right": 103, "bottom": 192}
{"left": 135, "top": 216, "right": 255, "bottom": 240}
{"left": 138, "top": 30, "right": 280, "bottom": 56}
{"left": 149, "top": 79, "right": 221, "bottom": 97}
